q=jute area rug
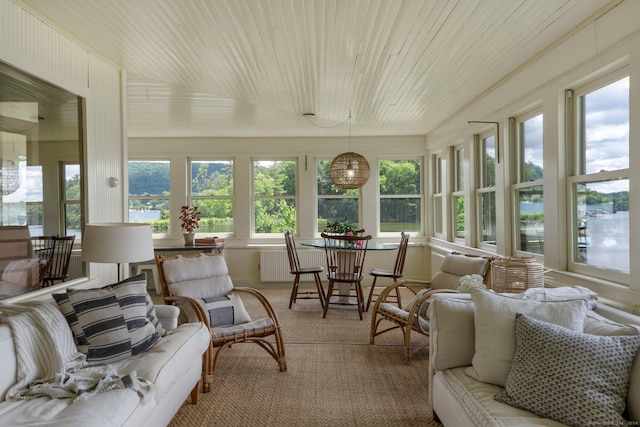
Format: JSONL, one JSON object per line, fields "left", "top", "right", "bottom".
{"left": 168, "top": 287, "right": 439, "bottom": 427}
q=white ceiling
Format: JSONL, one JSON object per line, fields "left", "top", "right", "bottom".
{"left": 19, "top": 0, "right": 614, "bottom": 138}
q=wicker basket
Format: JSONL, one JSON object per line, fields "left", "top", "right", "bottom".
{"left": 491, "top": 256, "right": 544, "bottom": 293}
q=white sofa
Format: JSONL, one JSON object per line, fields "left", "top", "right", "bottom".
{"left": 428, "top": 289, "right": 640, "bottom": 426}
{"left": 0, "top": 285, "right": 210, "bottom": 426}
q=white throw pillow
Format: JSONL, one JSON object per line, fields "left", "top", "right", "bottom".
{"left": 428, "top": 294, "right": 475, "bottom": 371}
{"left": 467, "top": 288, "right": 587, "bottom": 387}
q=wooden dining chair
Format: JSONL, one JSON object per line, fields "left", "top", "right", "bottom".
{"left": 365, "top": 232, "right": 409, "bottom": 311}
{"left": 320, "top": 232, "right": 372, "bottom": 320}
{"left": 284, "top": 231, "right": 325, "bottom": 309}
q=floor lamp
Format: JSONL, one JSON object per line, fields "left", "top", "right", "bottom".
{"left": 81, "top": 223, "right": 155, "bottom": 281}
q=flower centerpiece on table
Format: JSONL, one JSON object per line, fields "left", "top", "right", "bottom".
{"left": 457, "top": 274, "right": 486, "bottom": 293}
{"left": 325, "top": 218, "right": 359, "bottom": 235}
{"left": 180, "top": 205, "right": 201, "bottom": 234}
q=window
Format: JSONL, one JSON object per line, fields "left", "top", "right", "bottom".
{"left": 477, "top": 133, "right": 496, "bottom": 246}
{"left": 452, "top": 146, "right": 465, "bottom": 240}
{"left": 379, "top": 159, "right": 422, "bottom": 233}
{"left": 569, "top": 73, "right": 629, "bottom": 278}
{"left": 189, "top": 160, "right": 234, "bottom": 234}
{"left": 128, "top": 160, "right": 170, "bottom": 235}
{"left": 432, "top": 155, "right": 444, "bottom": 236}
{"left": 513, "top": 113, "right": 544, "bottom": 254}
{"left": 317, "top": 160, "right": 359, "bottom": 233}
{"left": 61, "top": 163, "right": 81, "bottom": 238}
{"left": 253, "top": 159, "right": 296, "bottom": 234}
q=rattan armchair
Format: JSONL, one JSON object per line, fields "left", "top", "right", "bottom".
{"left": 156, "top": 252, "right": 286, "bottom": 392}
{"left": 369, "top": 252, "right": 492, "bottom": 363}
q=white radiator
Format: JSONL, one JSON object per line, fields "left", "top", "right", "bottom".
{"left": 260, "top": 250, "right": 325, "bottom": 282}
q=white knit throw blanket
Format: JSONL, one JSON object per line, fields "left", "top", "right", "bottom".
{"left": 0, "top": 301, "right": 154, "bottom": 403}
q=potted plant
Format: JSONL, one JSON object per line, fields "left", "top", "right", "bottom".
{"left": 180, "top": 205, "right": 201, "bottom": 246}
{"left": 325, "top": 218, "right": 359, "bottom": 235}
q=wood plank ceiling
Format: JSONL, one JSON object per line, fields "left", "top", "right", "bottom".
{"left": 18, "top": 0, "right": 614, "bottom": 138}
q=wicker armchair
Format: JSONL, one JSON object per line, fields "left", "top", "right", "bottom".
{"left": 369, "top": 252, "right": 492, "bottom": 363}
{"left": 156, "top": 252, "right": 286, "bottom": 392}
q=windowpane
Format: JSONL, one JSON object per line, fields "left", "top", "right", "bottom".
{"left": 380, "top": 198, "right": 421, "bottom": 232}
{"left": 517, "top": 185, "right": 544, "bottom": 254}
{"left": 455, "top": 148, "right": 464, "bottom": 191}
{"left": 520, "top": 115, "right": 543, "bottom": 182}
{"left": 574, "top": 180, "right": 629, "bottom": 273}
{"left": 128, "top": 160, "right": 170, "bottom": 234}
{"left": 317, "top": 160, "right": 359, "bottom": 233}
{"left": 482, "top": 135, "right": 496, "bottom": 187}
{"left": 379, "top": 159, "right": 422, "bottom": 233}
{"left": 191, "top": 160, "right": 234, "bottom": 234}
{"left": 434, "top": 196, "right": 443, "bottom": 234}
{"left": 480, "top": 192, "right": 496, "bottom": 244}
{"left": 379, "top": 160, "right": 421, "bottom": 195}
{"left": 580, "top": 77, "right": 629, "bottom": 174}
{"left": 317, "top": 198, "right": 358, "bottom": 232}
{"left": 63, "top": 164, "right": 81, "bottom": 237}
{"left": 253, "top": 160, "right": 296, "bottom": 233}
{"left": 454, "top": 195, "right": 465, "bottom": 239}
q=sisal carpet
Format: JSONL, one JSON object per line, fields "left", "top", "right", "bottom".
{"left": 168, "top": 287, "right": 439, "bottom": 427}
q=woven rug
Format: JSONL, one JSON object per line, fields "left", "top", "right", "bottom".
{"left": 168, "top": 288, "right": 439, "bottom": 427}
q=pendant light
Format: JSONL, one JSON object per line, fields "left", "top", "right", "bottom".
{"left": 328, "top": 112, "right": 370, "bottom": 189}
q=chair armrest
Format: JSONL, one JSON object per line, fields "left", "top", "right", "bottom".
{"left": 406, "top": 288, "right": 457, "bottom": 333}
{"left": 154, "top": 304, "right": 180, "bottom": 331}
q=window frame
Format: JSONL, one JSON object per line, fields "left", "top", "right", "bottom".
{"left": 567, "top": 68, "right": 630, "bottom": 284}
{"left": 127, "top": 158, "right": 171, "bottom": 238}
{"left": 378, "top": 156, "right": 424, "bottom": 237}
{"left": 511, "top": 111, "right": 544, "bottom": 256}
{"left": 476, "top": 132, "right": 498, "bottom": 249}
{"left": 451, "top": 144, "right": 466, "bottom": 243}
{"left": 251, "top": 157, "right": 298, "bottom": 237}
{"left": 432, "top": 153, "right": 444, "bottom": 239}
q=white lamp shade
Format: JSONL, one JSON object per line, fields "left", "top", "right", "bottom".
{"left": 81, "top": 223, "right": 155, "bottom": 264}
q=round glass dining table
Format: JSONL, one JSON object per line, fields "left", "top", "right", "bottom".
{"left": 298, "top": 239, "right": 397, "bottom": 250}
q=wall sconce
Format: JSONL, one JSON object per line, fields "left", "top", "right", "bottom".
{"left": 108, "top": 177, "right": 119, "bottom": 188}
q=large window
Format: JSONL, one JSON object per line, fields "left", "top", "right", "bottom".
{"left": 128, "top": 160, "right": 170, "bottom": 234}
{"left": 379, "top": 159, "right": 422, "bottom": 233}
{"left": 477, "top": 133, "right": 497, "bottom": 246}
{"left": 569, "top": 73, "right": 629, "bottom": 278}
{"left": 253, "top": 159, "right": 296, "bottom": 234}
{"left": 452, "top": 146, "right": 465, "bottom": 241}
{"left": 513, "top": 113, "right": 544, "bottom": 254}
{"left": 189, "top": 160, "right": 234, "bottom": 234}
{"left": 317, "top": 160, "right": 359, "bottom": 233}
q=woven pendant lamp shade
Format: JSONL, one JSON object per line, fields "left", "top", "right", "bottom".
{"left": 491, "top": 256, "right": 544, "bottom": 293}
{"left": 329, "top": 152, "right": 370, "bottom": 189}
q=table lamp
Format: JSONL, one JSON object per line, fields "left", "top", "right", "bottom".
{"left": 81, "top": 223, "right": 155, "bottom": 281}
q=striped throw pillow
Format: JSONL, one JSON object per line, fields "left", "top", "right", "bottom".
{"left": 198, "top": 294, "right": 251, "bottom": 327}
{"left": 66, "top": 288, "right": 132, "bottom": 363}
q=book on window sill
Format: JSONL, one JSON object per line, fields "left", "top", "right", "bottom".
{"left": 194, "top": 238, "right": 224, "bottom": 247}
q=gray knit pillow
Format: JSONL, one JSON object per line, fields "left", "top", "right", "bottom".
{"left": 495, "top": 314, "right": 640, "bottom": 427}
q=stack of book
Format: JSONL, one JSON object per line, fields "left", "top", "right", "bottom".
{"left": 194, "top": 237, "right": 218, "bottom": 247}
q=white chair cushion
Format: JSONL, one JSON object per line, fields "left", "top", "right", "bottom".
{"left": 162, "top": 254, "right": 233, "bottom": 299}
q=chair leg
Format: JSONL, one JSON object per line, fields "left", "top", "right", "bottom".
{"left": 355, "top": 282, "right": 364, "bottom": 320}
{"left": 314, "top": 272, "right": 326, "bottom": 309}
{"left": 395, "top": 285, "right": 402, "bottom": 308}
{"left": 365, "top": 276, "right": 379, "bottom": 312}
{"left": 288, "top": 274, "right": 300, "bottom": 309}
{"left": 323, "top": 281, "right": 334, "bottom": 318}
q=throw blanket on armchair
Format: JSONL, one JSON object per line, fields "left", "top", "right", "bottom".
{"left": 0, "top": 301, "right": 154, "bottom": 403}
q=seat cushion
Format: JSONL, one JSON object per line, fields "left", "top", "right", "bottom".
{"left": 162, "top": 254, "right": 234, "bottom": 299}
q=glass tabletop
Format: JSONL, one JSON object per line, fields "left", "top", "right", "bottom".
{"left": 298, "top": 239, "right": 398, "bottom": 250}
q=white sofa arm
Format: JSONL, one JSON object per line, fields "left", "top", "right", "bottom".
{"left": 155, "top": 304, "right": 180, "bottom": 331}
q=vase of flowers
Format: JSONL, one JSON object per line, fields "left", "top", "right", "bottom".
{"left": 180, "top": 205, "right": 201, "bottom": 246}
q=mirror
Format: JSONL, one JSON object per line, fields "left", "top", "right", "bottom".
{"left": 0, "top": 60, "right": 84, "bottom": 299}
